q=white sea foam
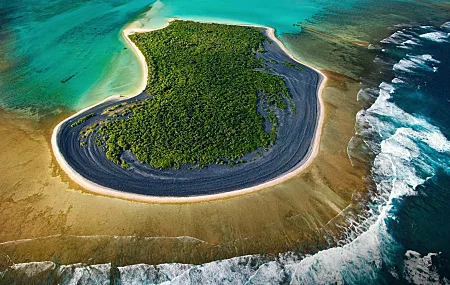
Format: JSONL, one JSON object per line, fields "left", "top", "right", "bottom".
{"left": 8, "top": 262, "right": 56, "bottom": 278}
{"left": 2, "top": 23, "right": 450, "bottom": 285}
{"left": 356, "top": 87, "right": 379, "bottom": 102}
{"left": 409, "top": 54, "right": 440, "bottom": 66}
{"left": 419, "top": 31, "right": 450, "bottom": 42}
{"left": 174, "top": 256, "right": 266, "bottom": 284}
{"left": 380, "top": 29, "right": 423, "bottom": 49}
{"left": 393, "top": 54, "right": 439, "bottom": 73}
{"left": 391, "top": 78, "right": 404, "bottom": 84}
{"left": 393, "top": 59, "right": 416, "bottom": 72}
{"left": 419, "top": 54, "right": 440, "bottom": 63}
{"left": 58, "top": 263, "right": 111, "bottom": 285}
{"left": 403, "top": 39, "right": 418, "bottom": 46}
{"left": 275, "top": 118, "right": 445, "bottom": 283}
{"left": 5, "top": 76, "right": 447, "bottom": 284}
{"left": 441, "top": 22, "right": 450, "bottom": 31}
{"left": 381, "top": 30, "right": 412, "bottom": 45}
{"left": 118, "top": 263, "right": 193, "bottom": 284}
{"left": 403, "top": 251, "right": 450, "bottom": 285}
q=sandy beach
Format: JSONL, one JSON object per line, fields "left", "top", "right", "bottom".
{"left": 1, "top": 69, "right": 364, "bottom": 267}
{"left": 51, "top": 19, "right": 328, "bottom": 203}
{"left": 3, "top": 0, "right": 448, "bottom": 275}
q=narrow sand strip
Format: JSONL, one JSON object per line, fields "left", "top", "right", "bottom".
{"left": 51, "top": 18, "right": 327, "bottom": 203}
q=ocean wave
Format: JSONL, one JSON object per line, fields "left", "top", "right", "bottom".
{"left": 7, "top": 262, "right": 56, "bottom": 278}
{"left": 118, "top": 263, "right": 193, "bottom": 284}
{"left": 442, "top": 22, "right": 450, "bottom": 30}
{"left": 58, "top": 263, "right": 111, "bottom": 284}
{"left": 403, "top": 39, "right": 418, "bottom": 46}
{"left": 403, "top": 251, "right": 450, "bottom": 285}
{"left": 419, "top": 31, "right": 450, "bottom": 43}
{"left": 2, "top": 21, "right": 450, "bottom": 285}
{"left": 393, "top": 54, "right": 440, "bottom": 73}
{"left": 382, "top": 25, "right": 450, "bottom": 49}
{"left": 393, "top": 58, "right": 419, "bottom": 73}
{"left": 381, "top": 30, "right": 413, "bottom": 45}
{"left": 391, "top": 78, "right": 404, "bottom": 84}
{"left": 4, "top": 75, "right": 448, "bottom": 284}
{"left": 379, "top": 28, "right": 425, "bottom": 49}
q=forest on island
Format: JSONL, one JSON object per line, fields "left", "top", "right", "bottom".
{"left": 86, "top": 21, "right": 295, "bottom": 169}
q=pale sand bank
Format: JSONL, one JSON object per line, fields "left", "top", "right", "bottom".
{"left": 51, "top": 19, "right": 327, "bottom": 203}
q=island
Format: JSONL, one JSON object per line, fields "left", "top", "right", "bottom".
{"left": 52, "top": 20, "right": 325, "bottom": 202}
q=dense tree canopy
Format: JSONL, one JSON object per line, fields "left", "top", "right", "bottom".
{"left": 87, "top": 21, "right": 294, "bottom": 169}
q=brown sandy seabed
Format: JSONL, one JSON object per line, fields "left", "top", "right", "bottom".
{"left": 1, "top": 0, "right": 449, "bottom": 271}
{"left": 0, "top": 65, "right": 369, "bottom": 268}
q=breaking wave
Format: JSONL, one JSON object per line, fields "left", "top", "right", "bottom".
{"left": 420, "top": 31, "right": 450, "bottom": 43}
{"left": 2, "top": 22, "right": 450, "bottom": 285}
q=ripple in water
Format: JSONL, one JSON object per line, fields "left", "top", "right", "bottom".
{"left": 2, "top": 21, "right": 450, "bottom": 285}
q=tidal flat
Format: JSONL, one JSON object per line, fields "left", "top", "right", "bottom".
{"left": 1, "top": 0, "right": 449, "bottom": 279}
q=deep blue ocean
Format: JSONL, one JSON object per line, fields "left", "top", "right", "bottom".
{"left": 141, "top": 22, "right": 450, "bottom": 283}
{"left": 39, "top": 21, "right": 450, "bottom": 285}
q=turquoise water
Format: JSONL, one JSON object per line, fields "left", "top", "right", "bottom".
{"left": 0, "top": 0, "right": 152, "bottom": 114}
{"left": 0, "top": 0, "right": 353, "bottom": 115}
{"left": 5, "top": 19, "right": 447, "bottom": 285}
{"left": 1, "top": 0, "right": 450, "bottom": 284}
{"left": 150, "top": 0, "right": 328, "bottom": 34}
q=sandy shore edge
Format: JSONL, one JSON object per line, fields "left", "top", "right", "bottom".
{"left": 51, "top": 18, "right": 328, "bottom": 204}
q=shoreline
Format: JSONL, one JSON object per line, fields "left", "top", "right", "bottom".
{"left": 51, "top": 19, "right": 328, "bottom": 204}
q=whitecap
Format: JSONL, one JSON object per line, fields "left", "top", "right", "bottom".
{"left": 163, "top": 255, "right": 263, "bottom": 284}
{"left": 402, "top": 251, "right": 449, "bottom": 285}
{"left": 58, "top": 263, "right": 111, "bottom": 284}
{"left": 380, "top": 30, "right": 407, "bottom": 44}
{"left": 402, "top": 39, "right": 418, "bottom": 46}
{"left": 393, "top": 54, "right": 439, "bottom": 73}
{"left": 441, "top": 22, "right": 450, "bottom": 31}
{"left": 419, "top": 31, "right": 450, "bottom": 42}
{"left": 8, "top": 262, "right": 56, "bottom": 278}
{"left": 411, "top": 54, "right": 440, "bottom": 64}
{"left": 393, "top": 59, "right": 417, "bottom": 73}
{"left": 118, "top": 263, "right": 193, "bottom": 284}
{"left": 381, "top": 30, "right": 415, "bottom": 46}
{"left": 391, "top": 78, "right": 404, "bottom": 84}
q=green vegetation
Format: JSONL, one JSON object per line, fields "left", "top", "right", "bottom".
{"left": 269, "top": 59, "right": 278, "bottom": 64}
{"left": 91, "top": 21, "right": 294, "bottom": 169}
{"left": 121, "top": 160, "right": 130, "bottom": 169}
{"left": 102, "top": 102, "right": 127, "bottom": 115}
{"left": 71, "top": 113, "right": 96, "bottom": 128}
{"left": 267, "top": 111, "right": 279, "bottom": 145}
{"left": 289, "top": 101, "right": 297, "bottom": 115}
{"left": 283, "top": 61, "right": 303, "bottom": 71}
{"left": 79, "top": 123, "right": 99, "bottom": 141}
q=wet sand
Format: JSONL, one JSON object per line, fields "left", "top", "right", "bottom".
{"left": 2, "top": 0, "right": 449, "bottom": 272}
{"left": 0, "top": 70, "right": 366, "bottom": 268}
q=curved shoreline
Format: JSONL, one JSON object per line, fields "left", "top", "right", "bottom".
{"left": 51, "top": 19, "right": 327, "bottom": 203}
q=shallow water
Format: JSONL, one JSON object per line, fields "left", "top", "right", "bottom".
{"left": 4, "top": 19, "right": 447, "bottom": 285}
{"left": 0, "top": 0, "right": 450, "bottom": 284}
{"left": 0, "top": 0, "right": 356, "bottom": 115}
{"left": 0, "top": 0, "right": 155, "bottom": 114}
